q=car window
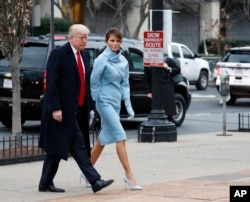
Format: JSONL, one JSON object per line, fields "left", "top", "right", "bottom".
{"left": 171, "top": 45, "right": 180, "bottom": 58}
{"left": 181, "top": 46, "right": 193, "bottom": 59}
{"left": 227, "top": 51, "right": 250, "bottom": 63}
{"left": 0, "top": 49, "right": 4, "bottom": 59}
{"left": 128, "top": 48, "right": 143, "bottom": 72}
{"left": 0, "top": 46, "right": 48, "bottom": 69}
{"left": 87, "top": 48, "right": 96, "bottom": 67}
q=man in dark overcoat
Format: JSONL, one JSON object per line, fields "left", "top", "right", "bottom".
{"left": 38, "top": 24, "right": 114, "bottom": 193}
{"left": 144, "top": 56, "right": 181, "bottom": 121}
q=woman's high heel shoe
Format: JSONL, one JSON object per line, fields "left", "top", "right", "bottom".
{"left": 124, "top": 176, "right": 143, "bottom": 190}
{"left": 80, "top": 173, "right": 91, "bottom": 188}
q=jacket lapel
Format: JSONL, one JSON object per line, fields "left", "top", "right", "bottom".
{"left": 65, "top": 43, "right": 81, "bottom": 79}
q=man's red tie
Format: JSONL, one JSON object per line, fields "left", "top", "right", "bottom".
{"left": 76, "top": 51, "right": 85, "bottom": 106}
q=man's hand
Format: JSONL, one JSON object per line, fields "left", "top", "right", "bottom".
{"left": 147, "top": 93, "right": 152, "bottom": 98}
{"left": 163, "top": 62, "right": 172, "bottom": 72}
{"left": 53, "top": 110, "right": 62, "bottom": 122}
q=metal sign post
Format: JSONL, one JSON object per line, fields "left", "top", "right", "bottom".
{"left": 50, "top": 0, "right": 55, "bottom": 50}
{"left": 138, "top": 0, "right": 177, "bottom": 143}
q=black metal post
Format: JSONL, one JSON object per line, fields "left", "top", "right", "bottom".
{"left": 150, "top": 0, "right": 165, "bottom": 117}
{"left": 138, "top": 0, "right": 177, "bottom": 142}
{"left": 50, "top": 0, "right": 55, "bottom": 50}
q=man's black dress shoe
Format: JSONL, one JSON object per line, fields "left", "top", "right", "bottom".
{"left": 39, "top": 185, "right": 65, "bottom": 193}
{"left": 92, "top": 179, "right": 114, "bottom": 193}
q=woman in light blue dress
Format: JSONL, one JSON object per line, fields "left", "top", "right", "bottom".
{"left": 90, "top": 28, "right": 142, "bottom": 190}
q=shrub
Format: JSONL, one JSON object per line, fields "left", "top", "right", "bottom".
{"left": 32, "top": 16, "right": 72, "bottom": 36}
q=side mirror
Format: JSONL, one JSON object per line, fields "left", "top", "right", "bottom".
{"left": 193, "top": 53, "right": 199, "bottom": 58}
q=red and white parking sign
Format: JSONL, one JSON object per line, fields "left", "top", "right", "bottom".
{"left": 143, "top": 31, "right": 164, "bottom": 67}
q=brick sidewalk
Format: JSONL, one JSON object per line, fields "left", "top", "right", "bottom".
{"left": 44, "top": 169, "right": 250, "bottom": 202}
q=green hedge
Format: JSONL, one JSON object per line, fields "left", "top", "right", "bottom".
{"left": 32, "top": 17, "right": 72, "bottom": 36}
{"left": 198, "top": 38, "right": 250, "bottom": 56}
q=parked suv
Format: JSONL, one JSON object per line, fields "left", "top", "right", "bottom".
{"left": 0, "top": 35, "right": 191, "bottom": 128}
{"left": 0, "top": 37, "right": 48, "bottom": 127}
{"left": 215, "top": 46, "right": 250, "bottom": 104}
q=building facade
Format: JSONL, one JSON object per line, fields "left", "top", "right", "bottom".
{"left": 35, "top": 0, "right": 250, "bottom": 54}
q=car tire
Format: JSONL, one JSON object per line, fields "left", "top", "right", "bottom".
{"left": 1, "top": 117, "right": 26, "bottom": 128}
{"left": 196, "top": 70, "right": 208, "bottom": 90}
{"left": 171, "top": 93, "right": 186, "bottom": 127}
{"left": 226, "top": 97, "right": 236, "bottom": 105}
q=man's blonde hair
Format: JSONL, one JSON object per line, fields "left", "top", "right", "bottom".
{"left": 68, "top": 24, "right": 90, "bottom": 37}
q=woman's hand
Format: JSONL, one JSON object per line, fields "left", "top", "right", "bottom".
{"left": 124, "top": 99, "right": 135, "bottom": 120}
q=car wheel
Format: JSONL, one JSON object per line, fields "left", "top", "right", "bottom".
{"left": 171, "top": 93, "right": 186, "bottom": 127}
{"left": 1, "top": 116, "right": 26, "bottom": 128}
{"left": 1, "top": 118, "right": 12, "bottom": 128}
{"left": 196, "top": 70, "right": 208, "bottom": 90}
{"left": 227, "top": 97, "right": 236, "bottom": 105}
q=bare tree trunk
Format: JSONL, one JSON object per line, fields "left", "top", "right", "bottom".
{"left": 243, "top": 0, "right": 250, "bottom": 22}
{"left": 54, "top": 0, "right": 72, "bottom": 21}
{"left": 9, "top": 47, "right": 22, "bottom": 147}
{"left": 131, "top": 0, "right": 149, "bottom": 39}
{"left": 0, "top": 0, "right": 33, "bottom": 147}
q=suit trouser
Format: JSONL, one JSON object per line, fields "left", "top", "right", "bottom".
{"left": 39, "top": 120, "right": 101, "bottom": 187}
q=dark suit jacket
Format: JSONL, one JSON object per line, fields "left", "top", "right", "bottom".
{"left": 39, "top": 42, "right": 91, "bottom": 160}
